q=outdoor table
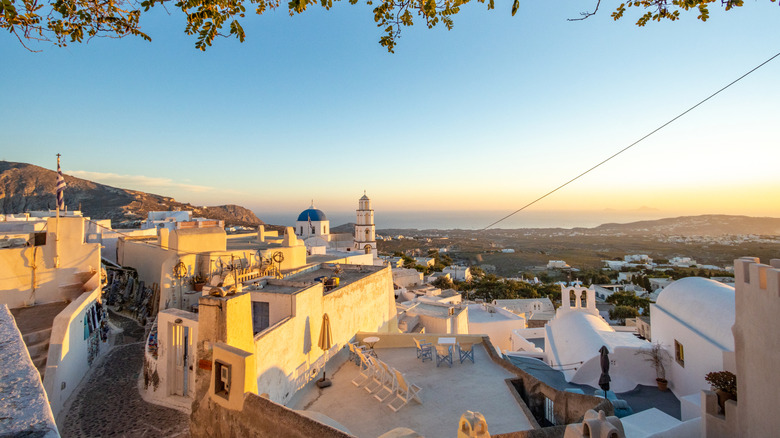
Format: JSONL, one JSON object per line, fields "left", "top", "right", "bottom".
{"left": 363, "top": 336, "right": 380, "bottom": 357}
{"left": 437, "top": 337, "right": 456, "bottom": 345}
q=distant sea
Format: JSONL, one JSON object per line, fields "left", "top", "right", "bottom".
{"left": 257, "top": 209, "right": 671, "bottom": 230}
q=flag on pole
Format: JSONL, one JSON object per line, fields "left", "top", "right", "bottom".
{"left": 56, "top": 154, "right": 66, "bottom": 210}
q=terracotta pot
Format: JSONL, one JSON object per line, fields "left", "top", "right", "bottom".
{"left": 194, "top": 282, "right": 205, "bottom": 292}
{"left": 716, "top": 389, "right": 735, "bottom": 414}
{"left": 656, "top": 378, "right": 668, "bottom": 392}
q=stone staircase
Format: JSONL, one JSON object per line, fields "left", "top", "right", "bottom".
{"left": 22, "top": 327, "right": 52, "bottom": 380}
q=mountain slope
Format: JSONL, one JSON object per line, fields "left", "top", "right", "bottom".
{"left": 0, "top": 161, "right": 263, "bottom": 227}
{"left": 585, "top": 215, "right": 780, "bottom": 236}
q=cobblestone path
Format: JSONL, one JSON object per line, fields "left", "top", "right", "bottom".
{"left": 59, "top": 311, "right": 190, "bottom": 437}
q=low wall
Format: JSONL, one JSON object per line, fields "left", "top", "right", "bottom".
{"left": 493, "top": 426, "right": 568, "bottom": 438}
{"left": 0, "top": 305, "right": 59, "bottom": 438}
{"left": 511, "top": 331, "right": 543, "bottom": 353}
{"left": 358, "top": 331, "right": 610, "bottom": 429}
{"left": 481, "top": 336, "right": 613, "bottom": 427}
{"left": 43, "top": 286, "right": 105, "bottom": 417}
{"left": 190, "top": 392, "right": 355, "bottom": 438}
{"left": 514, "top": 328, "right": 546, "bottom": 338}
{"left": 354, "top": 331, "right": 485, "bottom": 349}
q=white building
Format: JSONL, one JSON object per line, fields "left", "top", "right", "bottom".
{"left": 547, "top": 260, "right": 570, "bottom": 269}
{"left": 353, "top": 193, "right": 377, "bottom": 257}
{"left": 142, "top": 211, "right": 218, "bottom": 230}
{"left": 648, "top": 277, "right": 674, "bottom": 293}
{"left": 414, "top": 257, "right": 435, "bottom": 267}
{"left": 650, "top": 277, "right": 735, "bottom": 399}
{"left": 443, "top": 266, "right": 472, "bottom": 282}
{"left": 624, "top": 254, "right": 652, "bottom": 264}
{"left": 294, "top": 194, "right": 379, "bottom": 258}
{"left": 492, "top": 298, "right": 555, "bottom": 327}
{"left": 669, "top": 256, "right": 697, "bottom": 267}
{"left": 467, "top": 303, "right": 526, "bottom": 353}
{"left": 0, "top": 215, "right": 109, "bottom": 418}
{"left": 522, "top": 285, "right": 657, "bottom": 392}
{"left": 295, "top": 203, "right": 330, "bottom": 240}
{"left": 392, "top": 267, "right": 424, "bottom": 288}
{"left": 399, "top": 301, "right": 468, "bottom": 335}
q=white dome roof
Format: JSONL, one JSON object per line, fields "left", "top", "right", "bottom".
{"left": 655, "top": 277, "right": 735, "bottom": 349}
{"left": 547, "top": 311, "right": 647, "bottom": 378}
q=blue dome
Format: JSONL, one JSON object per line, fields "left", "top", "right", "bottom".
{"left": 297, "top": 208, "right": 328, "bottom": 222}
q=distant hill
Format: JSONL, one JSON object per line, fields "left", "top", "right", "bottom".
{"left": 584, "top": 215, "right": 780, "bottom": 236}
{"left": 378, "top": 214, "right": 780, "bottom": 236}
{"left": 0, "top": 161, "right": 263, "bottom": 227}
{"left": 330, "top": 222, "right": 356, "bottom": 233}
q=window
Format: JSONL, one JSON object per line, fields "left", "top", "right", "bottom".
{"left": 252, "top": 302, "right": 270, "bottom": 334}
{"left": 544, "top": 396, "right": 555, "bottom": 425}
{"left": 674, "top": 340, "right": 685, "bottom": 367}
{"left": 31, "top": 232, "right": 46, "bottom": 246}
{"left": 214, "top": 361, "right": 231, "bottom": 399}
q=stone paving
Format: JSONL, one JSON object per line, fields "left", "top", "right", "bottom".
{"left": 59, "top": 311, "right": 190, "bottom": 438}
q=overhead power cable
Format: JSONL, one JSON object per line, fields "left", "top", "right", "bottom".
{"left": 482, "top": 51, "right": 780, "bottom": 231}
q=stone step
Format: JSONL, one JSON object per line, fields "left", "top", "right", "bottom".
{"left": 22, "top": 327, "right": 52, "bottom": 346}
{"left": 27, "top": 338, "right": 50, "bottom": 360}
{"left": 32, "top": 354, "right": 48, "bottom": 370}
{"left": 36, "top": 363, "right": 46, "bottom": 381}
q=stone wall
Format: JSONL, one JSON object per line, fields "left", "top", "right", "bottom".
{"left": 481, "top": 336, "right": 613, "bottom": 427}
{"left": 731, "top": 257, "right": 780, "bottom": 438}
{"left": 0, "top": 305, "right": 59, "bottom": 437}
{"left": 43, "top": 285, "right": 105, "bottom": 417}
{"left": 190, "top": 392, "right": 354, "bottom": 438}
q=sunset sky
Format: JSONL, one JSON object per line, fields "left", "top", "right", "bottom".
{"left": 1, "top": 1, "right": 778, "bottom": 228}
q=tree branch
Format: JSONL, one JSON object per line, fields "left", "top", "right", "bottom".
{"left": 567, "top": 0, "right": 600, "bottom": 21}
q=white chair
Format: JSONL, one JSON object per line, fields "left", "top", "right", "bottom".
{"left": 352, "top": 350, "right": 373, "bottom": 387}
{"left": 387, "top": 369, "right": 422, "bottom": 412}
{"left": 435, "top": 344, "right": 453, "bottom": 368}
{"left": 413, "top": 338, "right": 433, "bottom": 362}
{"left": 458, "top": 342, "right": 475, "bottom": 364}
{"left": 364, "top": 358, "right": 385, "bottom": 394}
{"left": 348, "top": 341, "right": 366, "bottom": 365}
{"left": 373, "top": 360, "right": 397, "bottom": 403}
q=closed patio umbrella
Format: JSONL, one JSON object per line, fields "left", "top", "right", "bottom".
{"left": 598, "top": 345, "right": 611, "bottom": 396}
{"left": 317, "top": 313, "right": 333, "bottom": 387}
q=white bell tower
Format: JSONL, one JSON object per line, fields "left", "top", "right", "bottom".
{"left": 354, "top": 192, "right": 377, "bottom": 258}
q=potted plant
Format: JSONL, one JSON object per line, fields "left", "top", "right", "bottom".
{"left": 705, "top": 371, "right": 737, "bottom": 413}
{"left": 637, "top": 341, "right": 671, "bottom": 391}
{"left": 192, "top": 274, "right": 208, "bottom": 292}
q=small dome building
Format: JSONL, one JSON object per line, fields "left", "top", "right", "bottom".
{"left": 295, "top": 203, "right": 329, "bottom": 239}
{"left": 651, "top": 277, "right": 735, "bottom": 398}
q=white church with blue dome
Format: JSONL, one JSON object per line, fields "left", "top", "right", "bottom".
{"left": 294, "top": 194, "right": 378, "bottom": 258}
{"left": 295, "top": 203, "right": 330, "bottom": 238}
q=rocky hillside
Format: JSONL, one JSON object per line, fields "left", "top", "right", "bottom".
{"left": 0, "top": 161, "right": 263, "bottom": 227}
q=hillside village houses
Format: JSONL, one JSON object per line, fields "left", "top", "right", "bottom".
{"left": 3, "top": 194, "right": 780, "bottom": 436}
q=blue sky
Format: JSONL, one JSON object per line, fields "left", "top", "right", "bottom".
{"left": 1, "top": 1, "right": 779, "bottom": 228}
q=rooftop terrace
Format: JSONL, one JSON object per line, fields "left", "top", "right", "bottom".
{"left": 289, "top": 343, "right": 535, "bottom": 437}
{"left": 245, "top": 265, "right": 386, "bottom": 296}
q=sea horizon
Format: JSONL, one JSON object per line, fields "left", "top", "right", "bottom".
{"left": 256, "top": 209, "right": 682, "bottom": 231}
